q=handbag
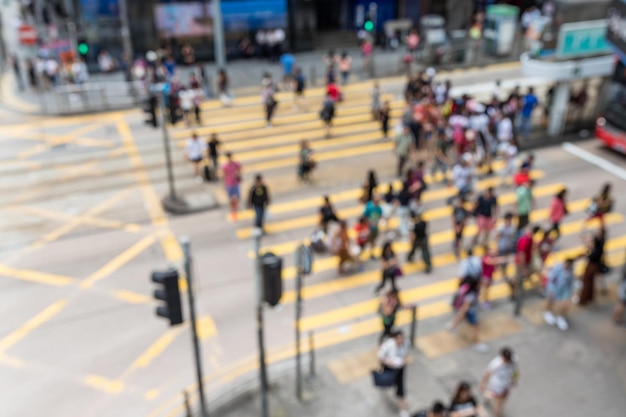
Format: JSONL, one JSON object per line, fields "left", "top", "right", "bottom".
{"left": 394, "top": 267, "right": 404, "bottom": 278}
{"left": 372, "top": 368, "right": 397, "bottom": 388}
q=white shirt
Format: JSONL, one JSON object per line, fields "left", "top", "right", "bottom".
{"left": 378, "top": 338, "right": 410, "bottom": 369}
{"left": 274, "top": 28, "right": 285, "bottom": 43}
{"left": 179, "top": 89, "right": 194, "bottom": 110}
{"left": 469, "top": 113, "right": 489, "bottom": 134}
{"left": 45, "top": 59, "right": 58, "bottom": 76}
{"left": 459, "top": 255, "right": 482, "bottom": 279}
{"left": 497, "top": 117, "right": 513, "bottom": 142}
{"left": 185, "top": 139, "right": 205, "bottom": 160}
{"left": 487, "top": 356, "right": 518, "bottom": 394}
{"left": 452, "top": 164, "right": 472, "bottom": 190}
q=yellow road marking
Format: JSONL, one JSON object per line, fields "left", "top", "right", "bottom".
{"left": 80, "top": 235, "right": 157, "bottom": 289}
{"left": 0, "top": 300, "right": 67, "bottom": 352}
{"left": 0, "top": 353, "right": 25, "bottom": 368}
{"left": 130, "top": 330, "right": 184, "bottom": 370}
{"left": 145, "top": 389, "right": 161, "bottom": 401}
{"left": 280, "top": 214, "right": 622, "bottom": 304}
{"left": 114, "top": 290, "right": 152, "bottom": 304}
{"left": 278, "top": 195, "right": 588, "bottom": 279}
{"left": 237, "top": 170, "right": 548, "bottom": 239}
{"left": 83, "top": 374, "right": 124, "bottom": 394}
{"left": 0, "top": 264, "right": 73, "bottom": 286}
{"left": 13, "top": 205, "right": 142, "bottom": 233}
{"left": 16, "top": 122, "right": 105, "bottom": 160}
{"left": 196, "top": 316, "right": 218, "bottom": 340}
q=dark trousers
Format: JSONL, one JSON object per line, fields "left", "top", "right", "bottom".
{"left": 254, "top": 205, "right": 265, "bottom": 229}
{"left": 397, "top": 155, "right": 408, "bottom": 178}
{"left": 549, "top": 221, "right": 561, "bottom": 239}
{"left": 580, "top": 261, "right": 600, "bottom": 305}
{"left": 265, "top": 103, "right": 275, "bottom": 123}
{"left": 194, "top": 105, "right": 201, "bottom": 123}
{"left": 210, "top": 155, "right": 219, "bottom": 173}
{"left": 382, "top": 365, "right": 405, "bottom": 397}
{"left": 407, "top": 237, "right": 432, "bottom": 270}
{"left": 380, "top": 320, "right": 395, "bottom": 344}
{"left": 376, "top": 269, "right": 397, "bottom": 293}
{"left": 517, "top": 213, "right": 530, "bottom": 232}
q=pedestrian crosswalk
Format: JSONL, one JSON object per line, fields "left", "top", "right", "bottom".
{"left": 169, "top": 73, "right": 625, "bottom": 358}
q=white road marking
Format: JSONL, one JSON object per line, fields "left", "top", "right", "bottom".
{"left": 562, "top": 142, "right": 626, "bottom": 181}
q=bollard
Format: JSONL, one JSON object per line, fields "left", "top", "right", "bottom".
{"left": 409, "top": 305, "right": 417, "bottom": 348}
{"left": 183, "top": 390, "right": 192, "bottom": 417}
{"left": 308, "top": 331, "right": 316, "bottom": 377}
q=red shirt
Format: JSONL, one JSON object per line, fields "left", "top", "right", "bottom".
{"left": 516, "top": 234, "right": 533, "bottom": 265}
{"left": 327, "top": 83, "right": 340, "bottom": 101}
{"left": 513, "top": 171, "right": 530, "bottom": 187}
{"left": 354, "top": 223, "right": 369, "bottom": 246}
{"left": 482, "top": 255, "right": 496, "bottom": 278}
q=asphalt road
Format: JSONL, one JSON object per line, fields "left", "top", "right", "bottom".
{"left": 0, "top": 65, "right": 624, "bottom": 417}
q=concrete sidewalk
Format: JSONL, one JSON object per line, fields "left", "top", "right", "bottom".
{"left": 207, "top": 295, "right": 626, "bottom": 417}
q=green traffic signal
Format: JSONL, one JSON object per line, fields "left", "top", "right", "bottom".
{"left": 78, "top": 43, "right": 89, "bottom": 55}
{"left": 364, "top": 20, "right": 374, "bottom": 32}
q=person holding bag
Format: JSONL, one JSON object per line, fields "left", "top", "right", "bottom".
{"left": 375, "top": 241, "right": 401, "bottom": 293}
{"left": 376, "top": 330, "right": 410, "bottom": 417}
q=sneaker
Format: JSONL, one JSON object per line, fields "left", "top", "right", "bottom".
{"left": 474, "top": 343, "right": 490, "bottom": 353}
{"left": 556, "top": 316, "right": 569, "bottom": 331}
{"left": 543, "top": 311, "right": 557, "bottom": 326}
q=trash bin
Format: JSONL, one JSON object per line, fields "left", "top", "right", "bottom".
{"left": 450, "top": 30, "right": 467, "bottom": 63}
{"left": 483, "top": 4, "right": 519, "bottom": 56}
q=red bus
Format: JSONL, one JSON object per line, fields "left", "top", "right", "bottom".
{"left": 596, "top": 61, "right": 626, "bottom": 154}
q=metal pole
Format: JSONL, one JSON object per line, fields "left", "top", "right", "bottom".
{"left": 253, "top": 228, "right": 269, "bottom": 417}
{"left": 158, "top": 91, "right": 178, "bottom": 201}
{"left": 409, "top": 306, "right": 417, "bottom": 347}
{"left": 181, "top": 237, "right": 208, "bottom": 417}
{"left": 295, "top": 244, "right": 303, "bottom": 401}
{"left": 183, "top": 390, "right": 192, "bottom": 417}
{"left": 117, "top": 0, "right": 137, "bottom": 100}
{"left": 308, "top": 331, "right": 315, "bottom": 377}
{"left": 212, "top": 0, "right": 226, "bottom": 69}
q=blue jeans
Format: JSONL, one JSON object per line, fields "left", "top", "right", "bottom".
{"left": 520, "top": 115, "right": 532, "bottom": 140}
{"left": 254, "top": 206, "right": 265, "bottom": 229}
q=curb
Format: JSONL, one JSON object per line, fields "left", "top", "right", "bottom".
{"left": 0, "top": 72, "right": 40, "bottom": 115}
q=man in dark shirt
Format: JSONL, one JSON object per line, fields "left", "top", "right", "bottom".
{"left": 248, "top": 174, "right": 270, "bottom": 230}
{"left": 406, "top": 211, "right": 432, "bottom": 272}
{"left": 473, "top": 187, "right": 498, "bottom": 248}
{"left": 207, "top": 133, "right": 221, "bottom": 177}
{"left": 412, "top": 401, "right": 446, "bottom": 417}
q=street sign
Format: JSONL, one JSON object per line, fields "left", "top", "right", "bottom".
{"left": 18, "top": 24, "right": 38, "bottom": 46}
{"left": 556, "top": 20, "right": 613, "bottom": 58}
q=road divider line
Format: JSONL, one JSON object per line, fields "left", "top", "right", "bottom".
{"left": 0, "top": 299, "right": 67, "bottom": 352}
{"left": 563, "top": 142, "right": 626, "bottom": 181}
{"left": 0, "top": 264, "right": 74, "bottom": 286}
{"left": 80, "top": 235, "right": 157, "bottom": 289}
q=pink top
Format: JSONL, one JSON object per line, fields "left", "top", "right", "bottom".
{"left": 550, "top": 197, "right": 566, "bottom": 223}
{"left": 222, "top": 161, "right": 241, "bottom": 187}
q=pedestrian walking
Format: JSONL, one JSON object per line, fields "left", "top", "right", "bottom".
{"left": 297, "top": 140, "right": 316, "bottom": 182}
{"left": 579, "top": 227, "right": 606, "bottom": 306}
{"left": 338, "top": 51, "right": 352, "bottom": 85}
{"left": 371, "top": 82, "right": 382, "bottom": 120}
{"left": 397, "top": 174, "right": 412, "bottom": 238}
{"left": 248, "top": 175, "right": 270, "bottom": 230}
{"left": 375, "top": 241, "right": 400, "bottom": 293}
{"left": 320, "top": 93, "right": 336, "bottom": 138}
{"left": 495, "top": 212, "right": 517, "bottom": 283}
{"left": 218, "top": 69, "right": 232, "bottom": 106}
{"left": 362, "top": 170, "right": 379, "bottom": 203}
{"left": 319, "top": 195, "right": 339, "bottom": 234}
{"left": 377, "top": 330, "right": 411, "bottom": 417}
{"left": 450, "top": 157, "right": 473, "bottom": 202}
{"left": 519, "top": 87, "right": 538, "bottom": 141}
{"left": 544, "top": 258, "right": 576, "bottom": 330}
{"left": 500, "top": 140, "right": 518, "bottom": 187}
{"left": 364, "top": 195, "right": 383, "bottom": 258}
{"left": 207, "top": 133, "right": 221, "bottom": 176}
{"left": 479, "top": 347, "right": 519, "bottom": 417}
{"left": 512, "top": 225, "right": 541, "bottom": 300}
{"left": 330, "top": 220, "right": 354, "bottom": 275}
{"left": 549, "top": 188, "right": 568, "bottom": 240}
{"left": 473, "top": 187, "right": 498, "bottom": 248}
{"left": 354, "top": 215, "right": 370, "bottom": 262}
{"left": 431, "top": 126, "right": 451, "bottom": 183}
{"left": 262, "top": 76, "right": 277, "bottom": 127}
{"left": 449, "top": 382, "right": 489, "bottom": 417}
{"left": 394, "top": 125, "right": 414, "bottom": 178}
{"left": 537, "top": 228, "right": 555, "bottom": 267}
{"left": 11, "top": 55, "right": 24, "bottom": 91}
{"left": 380, "top": 101, "right": 391, "bottom": 140}
{"left": 452, "top": 197, "right": 470, "bottom": 259}
{"left": 613, "top": 256, "right": 626, "bottom": 326}
{"left": 279, "top": 50, "right": 295, "bottom": 88}
{"left": 378, "top": 289, "right": 402, "bottom": 344}
{"left": 406, "top": 211, "right": 432, "bottom": 273}
{"left": 515, "top": 180, "right": 534, "bottom": 232}
{"left": 293, "top": 67, "right": 307, "bottom": 110}
{"left": 184, "top": 133, "right": 205, "bottom": 183}
{"left": 411, "top": 401, "right": 446, "bottom": 417}
{"left": 222, "top": 152, "right": 242, "bottom": 220}
{"left": 585, "top": 183, "right": 613, "bottom": 228}
{"left": 480, "top": 247, "right": 504, "bottom": 309}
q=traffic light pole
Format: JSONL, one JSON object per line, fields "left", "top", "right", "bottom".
{"left": 181, "top": 237, "right": 208, "bottom": 417}
{"left": 212, "top": 0, "right": 226, "bottom": 70}
{"left": 252, "top": 227, "right": 269, "bottom": 417}
{"left": 295, "top": 244, "right": 304, "bottom": 401}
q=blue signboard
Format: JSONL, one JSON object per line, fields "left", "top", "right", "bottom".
{"left": 80, "top": 0, "right": 120, "bottom": 19}
{"left": 222, "top": 0, "right": 287, "bottom": 31}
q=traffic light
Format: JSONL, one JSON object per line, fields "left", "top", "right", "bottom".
{"left": 364, "top": 16, "right": 375, "bottom": 32}
{"left": 77, "top": 38, "right": 89, "bottom": 56}
{"left": 152, "top": 269, "right": 184, "bottom": 326}
{"left": 261, "top": 253, "right": 283, "bottom": 307}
